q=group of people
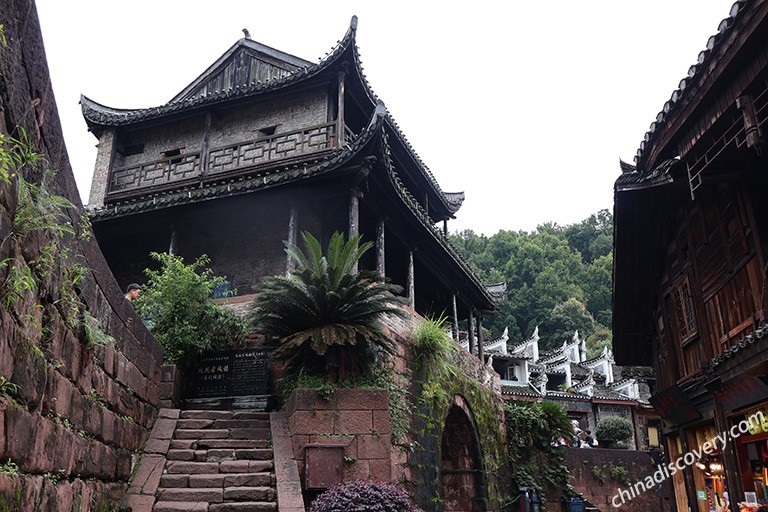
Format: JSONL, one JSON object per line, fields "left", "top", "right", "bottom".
{"left": 550, "top": 420, "right": 599, "bottom": 447}
{"left": 571, "top": 419, "right": 598, "bottom": 448}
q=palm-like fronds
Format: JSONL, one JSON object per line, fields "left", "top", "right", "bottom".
{"left": 250, "top": 231, "right": 406, "bottom": 381}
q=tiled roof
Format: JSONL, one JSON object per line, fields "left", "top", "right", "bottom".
{"left": 501, "top": 384, "right": 543, "bottom": 398}
{"left": 83, "top": 16, "right": 466, "bottom": 219}
{"left": 712, "top": 323, "right": 768, "bottom": 367}
{"left": 632, "top": 1, "right": 747, "bottom": 167}
{"left": 614, "top": 158, "right": 678, "bottom": 192}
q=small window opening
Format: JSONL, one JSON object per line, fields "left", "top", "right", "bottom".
{"left": 257, "top": 125, "right": 277, "bottom": 137}
{"left": 118, "top": 144, "right": 145, "bottom": 157}
{"left": 162, "top": 148, "right": 184, "bottom": 164}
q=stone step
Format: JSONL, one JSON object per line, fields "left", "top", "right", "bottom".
{"left": 173, "top": 428, "right": 271, "bottom": 441}
{"left": 159, "top": 472, "right": 274, "bottom": 489}
{"left": 212, "top": 419, "right": 271, "bottom": 429}
{"left": 174, "top": 428, "right": 231, "bottom": 440}
{"left": 209, "top": 502, "right": 277, "bottom": 512}
{"left": 178, "top": 410, "right": 270, "bottom": 420}
{"left": 196, "top": 439, "right": 270, "bottom": 450}
{"left": 180, "top": 410, "right": 235, "bottom": 420}
{"left": 157, "top": 487, "right": 223, "bottom": 503}
{"left": 206, "top": 449, "right": 273, "bottom": 462}
{"left": 153, "top": 502, "right": 208, "bottom": 512}
{"left": 223, "top": 486, "right": 276, "bottom": 502}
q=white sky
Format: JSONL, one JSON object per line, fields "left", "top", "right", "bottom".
{"left": 36, "top": 0, "right": 735, "bottom": 235}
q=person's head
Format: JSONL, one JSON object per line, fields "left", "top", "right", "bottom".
{"left": 125, "top": 283, "right": 141, "bottom": 301}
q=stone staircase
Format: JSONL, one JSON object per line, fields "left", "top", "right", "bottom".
{"left": 152, "top": 409, "right": 277, "bottom": 512}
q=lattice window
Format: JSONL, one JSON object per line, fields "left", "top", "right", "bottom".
{"left": 673, "top": 276, "right": 697, "bottom": 343}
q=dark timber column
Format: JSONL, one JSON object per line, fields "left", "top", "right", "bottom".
{"left": 407, "top": 250, "right": 415, "bottom": 309}
{"left": 168, "top": 228, "right": 177, "bottom": 256}
{"left": 337, "top": 65, "right": 347, "bottom": 144}
{"left": 349, "top": 189, "right": 359, "bottom": 272}
{"left": 286, "top": 204, "right": 298, "bottom": 275}
{"left": 443, "top": 220, "right": 448, "bottom": 237}
{"left": 200, "top": 111, "right": 212, "bottom": 175}
{"left": 451, "top": 295, "right": 459, "bottom": 341}
{"left": 467, "top": 309, "right": 476, "bottom": 355}
{"left": 376, "top": 219, "right": 385, "bottom": 277}
{"left": 477, "top": 315, "right": 485, "bottom": 363}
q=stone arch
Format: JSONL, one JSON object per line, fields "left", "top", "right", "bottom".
{"left": 440, "top": 394, "right": 488, "bottom": 512}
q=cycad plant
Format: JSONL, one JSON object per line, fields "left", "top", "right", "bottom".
{"left": 249, "top": 231, "right": 406, "bottom": 383}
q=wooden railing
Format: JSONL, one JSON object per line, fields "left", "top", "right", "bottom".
{"left": 107, "top": 121, "right": 339, "bottom": 195}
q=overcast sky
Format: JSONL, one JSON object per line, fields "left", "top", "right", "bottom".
{"left": 36, "top": 0, "right": 735, "bottom": 235}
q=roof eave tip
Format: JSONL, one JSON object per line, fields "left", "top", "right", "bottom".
{"left": 350, "top": 15, "right": 358, "bottom": 31}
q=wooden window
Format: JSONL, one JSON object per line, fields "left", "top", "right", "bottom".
{"left": 673, "top": 276, "right": 697, "bottom": 343}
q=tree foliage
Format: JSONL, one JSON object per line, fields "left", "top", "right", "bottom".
{"left": 595, "top": 416, "right": 634, "bottom": 448}
{"left": 450, "top": 209, "right": 613, "bottom": 350}
{"left": 137, "top": 252, "right": 246, "bottom": 367}
{"left": 248, "top": 231, "right": 406, "bottom": 383}
{"left": 504, "top": 401, "right": 572, "bottom": 501}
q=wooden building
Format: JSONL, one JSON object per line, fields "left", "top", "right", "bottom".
{"left": 82, "top": 18, "right": 502, "bottom": 343}
{"left": 613, "top": 1, "right": 768, "bottom": 510}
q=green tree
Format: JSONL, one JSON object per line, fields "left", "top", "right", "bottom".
{"left": 137, "top": 252, "right": 246, "bottom": 367}
{"left": 586, "top": 324, "right": 613, "bottom": 359}
{"left": 563, "top": 209, "right": 612, "bottom": 264}
{"left": 583, "top": 253, "right": 613, "bottom": 325}
{"left": 248, "top": 231, "right": 406, "bottom": 383}
{"left": 542, "top": 298, "right": 595, "bottom": 348}
{"left": 595, "top": 416, "right": 633, "bottom": 448}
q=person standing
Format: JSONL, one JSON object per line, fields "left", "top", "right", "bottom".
{"left": 124, "top": 283, "right": 141, "bottom": 303}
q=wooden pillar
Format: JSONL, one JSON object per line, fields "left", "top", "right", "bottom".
{"left": 376, "top": 219, "right": 385, "bottom": 278}
{"left": 286, "top": 204, "right": 298, "bottom": 275}
{"left": 337, "top": 67, "right": 346, "bottom": 145}
{"left": 168, "top": 228, "right": 177, "bottom": 256}
{"left": 443, "top": 219, "right": 448, "bottom": 237}
{"left": 467, "top": 309, "right": 475, "bottom": 355}
{"left": 477, "top": 315, "right": 485, "bottom": 363}
{"left": 451, "top": 294, "right": 459, "bottom": 341}
{"left": 200, "top": 111, "right": 212, "bottom": 175}
{"left": 348, "top": 189, "right": 359, "bottom": 240}
{"left": 349, "top": 189, "right": 359, "bottom": 273}
{"left": 714, "top": 397, "right": 744, "bottom": 502}
{"left": 407, "top": 250, "right": 415, "bottom": 309}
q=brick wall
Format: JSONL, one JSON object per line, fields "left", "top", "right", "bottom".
{"left": 284, "top": 388, "right": 393, "bottom": 486}
{"left": 0, "top": 2, "right": 164, "bottom": 509}
{"left": 565, "top": 447, "right": 674, "bottom": 512}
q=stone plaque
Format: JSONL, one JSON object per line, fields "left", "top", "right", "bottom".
{"left": 190, "top": 348, "right": 269, "bottom": 398}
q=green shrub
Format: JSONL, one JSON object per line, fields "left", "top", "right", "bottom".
{"left": 137, "top": 252, "right": 246, "bottom": 368}
{"left": 595, "top": 416, "right": 633, "bottom": 447}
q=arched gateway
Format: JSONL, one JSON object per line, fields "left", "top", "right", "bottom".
{"left": 440, "top": 395, "right": 489, "bottom": 512}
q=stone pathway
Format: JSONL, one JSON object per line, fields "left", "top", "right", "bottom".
{"left": 123, "top": 408, "right": 277, "bottom": 512}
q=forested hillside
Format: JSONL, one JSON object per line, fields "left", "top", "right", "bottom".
{"left": 451, "top": 209, "right": 613, "bottom": 356}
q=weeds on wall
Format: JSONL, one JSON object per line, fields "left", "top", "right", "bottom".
{"left": 0, "top": 127, "right": 113, "bottom": 406}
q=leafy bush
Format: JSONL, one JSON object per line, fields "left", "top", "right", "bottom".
{"left": 309, "top": 480, "right": 423, "bottom": 512}
{"left": 137, "top": 252, "right": 246, "bottom": 368}
{"left": 595, "top": 416, "right": 633, "bottom": 447}
{"left": 504, "top": 401, "right": 572, "bottom": 501}
{"left": 249, "top": 231, "right": 405, "bottom": 383}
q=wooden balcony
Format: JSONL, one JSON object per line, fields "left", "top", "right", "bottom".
{"left": 107, "top": 121, "right": 339, "bottom": 197}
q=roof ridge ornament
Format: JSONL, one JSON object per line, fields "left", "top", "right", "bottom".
{"left": 242, "top": 28, "right": 251, "bottom": 40}
{"left": 350, "top": 15, "right": 358, "bottom": 31}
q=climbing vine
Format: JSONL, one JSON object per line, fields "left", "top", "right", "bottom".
{"left": 406, "top": 316, "right": 511, "bottom": 512}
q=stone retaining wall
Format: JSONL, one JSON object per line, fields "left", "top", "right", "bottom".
{"left": 564, "top": 447, "right": 674, "bottom": 512}
{"left": 284, "top": 388, "right": 393, "bottom": 486}
{"left": 0, "top": 1, "right": 164, "bottom": 509}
